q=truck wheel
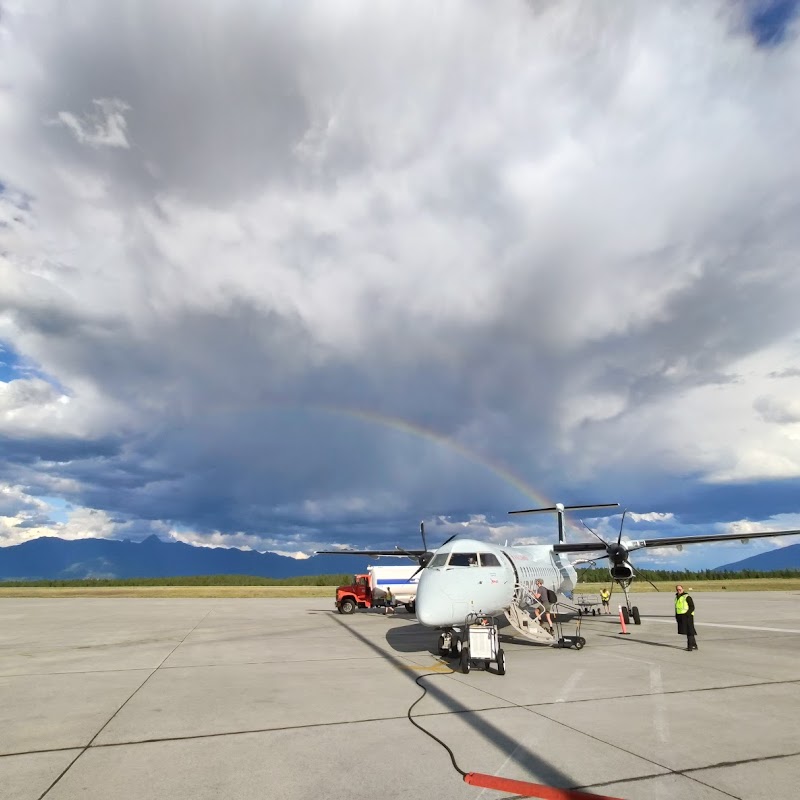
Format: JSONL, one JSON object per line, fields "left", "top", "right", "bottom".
{"left": 497, "top": 648, "right": 506, "bottom": 676}
{"left": 340, "top": 598, "right": 356, "bottom": 615}
{"left": 405, "top": 602, "right": 416, "bottom": 614}
{"left": 460, "top": 647, "right": 470, "bottom": 674}
{"left": 632, "top": 606, "right": 641, "bottom": 625}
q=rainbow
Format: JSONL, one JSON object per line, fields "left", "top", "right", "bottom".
{"left": 191, "top": 400, "right": 586, "bottom": 536}
{"left": 305, "top": 403, "right": 562, "bottom": 517}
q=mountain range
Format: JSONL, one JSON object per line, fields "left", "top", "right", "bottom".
{"left": 713, "top": 542, "right": 800, "bottom": 572}
{"left": 1, "top": 535, "right": 799, "bottom": 582}
{"left": 0, "top": 535, "right": 375, "bottom": 581}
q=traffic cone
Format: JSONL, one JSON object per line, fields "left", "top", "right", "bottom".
{"left": 618, "top": 605, "right": 630, "bottom": 635}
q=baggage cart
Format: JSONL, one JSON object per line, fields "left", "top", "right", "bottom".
{"left": 574, "top": 593, "right": 602, "bottom": 616}
{"left": 459, "top": 613, "right": 506, "bottom": 675}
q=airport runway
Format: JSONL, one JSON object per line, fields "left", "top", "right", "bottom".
{"left": 1, "top": 592, "right": 798, "bottom": 800}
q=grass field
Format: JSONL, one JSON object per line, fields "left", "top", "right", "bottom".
{"left": 0, "top": 585, "right": 338, "bottom": 598}
{"left": 1, "top": 578, "right": 799, "bottom": 598}
{"left": 576, "top": 578, "right": 800, "bottom": 593}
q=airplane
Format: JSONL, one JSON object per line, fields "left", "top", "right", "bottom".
{"left": 317, "top": 504, "right": 800, "bottom": 657}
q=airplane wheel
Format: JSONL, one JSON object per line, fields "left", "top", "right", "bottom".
{"left": 405, "top": 602, "right": 416, "bottom": 614}
{"left": 437, "top": 634, "right": 449, "bottom": 656}
{"left": 340, "top": 598, "right": 356, "bottom": 615}
{"left": 497, "top": 648, "right": 506, "bottom": 675}
{"left": 632, "top": 606, "right": 641, "bottom": 625}
{"left": 622, "top": 607, "right": 630, "bottom": 625}
{"left": 449, "top": 638, "right": 462, "bottom": 658}
{"left": 460, "top": 647, "right": 470, "bottom": 674}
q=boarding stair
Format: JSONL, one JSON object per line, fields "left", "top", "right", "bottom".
{"left": 504, "top": 592, "right": 555, "bottom": 645}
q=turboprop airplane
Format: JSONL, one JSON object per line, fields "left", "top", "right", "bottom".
{"left": 317, "top": 505, "right": 800, "bottom": 652}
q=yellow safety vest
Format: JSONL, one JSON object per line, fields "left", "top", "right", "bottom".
{"left": 675, "top": 594, "right": 693, "bottom": 615}
{"left": 601, "top": 590, "right": 610, "bottom": 600}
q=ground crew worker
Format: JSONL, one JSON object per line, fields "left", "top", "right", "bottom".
{"left": 675, "top": 584, "right": 697, "bottom": 651}
{"left": 600, "top": 588, "right": 611, "bottom": 614}
{"left": 384, "top": 586, "right": 394, "bottom": 615}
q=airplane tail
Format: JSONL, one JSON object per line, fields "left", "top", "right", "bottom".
{"left": 508, "top": 503, "right": 619, "bottom": 544}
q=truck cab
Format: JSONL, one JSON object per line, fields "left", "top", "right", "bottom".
{"left": 335, "top": 565, "right": 418, "bottom": 614}
{"left": 336, "top": 574, "right": 386, "bottom": 614}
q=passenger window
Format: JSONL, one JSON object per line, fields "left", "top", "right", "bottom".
{"left": 448, "top": 553, "right": 479, "bottom": 567}
{"left": 427, "top": 553, "right": 448, "bottom": 568}
{"left": 479, "top": 553, "right": 501, "bottom": 567}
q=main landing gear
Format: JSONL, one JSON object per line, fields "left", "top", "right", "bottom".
{"left": 618, "top": 580, "right": 641, "bottom": 625}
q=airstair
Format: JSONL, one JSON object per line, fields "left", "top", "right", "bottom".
{"left": 504, "top": 595, "right": 555, "bottom": 645}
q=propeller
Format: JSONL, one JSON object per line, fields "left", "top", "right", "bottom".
{"left": 578, "top": 510, "right": 631, "bottom": 569}
{"left": 408, "top": 525, "right": 458, "bottom": 579}
{"left": 579, "top": 511, "right": 659, "bottom": 591}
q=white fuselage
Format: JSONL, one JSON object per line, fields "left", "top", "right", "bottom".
{"left": 415, "top": 537, "right": 577, "bottom": 628}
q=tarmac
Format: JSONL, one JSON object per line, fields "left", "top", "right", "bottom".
{"left": 1, "top": 591, "right": 798, "bottom": 800}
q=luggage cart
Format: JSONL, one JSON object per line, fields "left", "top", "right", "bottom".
{"left": 574, "top": 593, "right": 602, "bottom": 616}
{"left": 459, "top": 613, "right": 506, "bottom": 675}
{"left": 551, "top": 601, "right": 587, "bottom": 649}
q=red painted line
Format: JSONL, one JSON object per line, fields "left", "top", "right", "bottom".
{"left": 464, "top": 772, "right": 625, "bottom": 800}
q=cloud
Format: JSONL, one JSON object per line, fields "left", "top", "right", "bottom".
{"left": 1, "top": 2, "right": 799, "bottom": 560}
{"left": 47, "top": 98, "right": 131, "bottom": 149}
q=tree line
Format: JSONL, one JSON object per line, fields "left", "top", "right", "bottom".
{"left": 0, "top": 574, "right": 354, "bottom": 588}
{"left": 576, "top": 567, "right": 800, "bottom": 582}
{"left": 2, "top": 569, "right": 799, "bottom": 588}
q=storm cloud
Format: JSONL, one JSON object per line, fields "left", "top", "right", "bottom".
{"left": 2, "top": 1, "right": 800, "bottom": 566}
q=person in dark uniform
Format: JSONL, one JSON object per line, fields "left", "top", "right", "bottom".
{"left": 675, "top": 584, "right": 697, "bottom": 651}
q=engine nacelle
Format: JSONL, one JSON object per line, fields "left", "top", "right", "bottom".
{"left": 610, "top": 561, "right": 634, "bottom": 581}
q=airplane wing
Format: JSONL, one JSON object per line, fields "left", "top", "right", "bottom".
{"left": 553, "top": 528, "right": 800, "bottom": 554}
{"left": 315, "top": 549, "right": 427, "bottom": 557}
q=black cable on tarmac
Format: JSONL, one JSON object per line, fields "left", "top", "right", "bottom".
{"left": 406, "top": 669, "right": 467, "bottom": 778}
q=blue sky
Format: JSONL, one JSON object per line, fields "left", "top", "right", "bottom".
{"left": 1, "top": 1, "right": 800, "bottom": 569}
{"left": 747, "top": 0, "right": 799, "bottom": 44}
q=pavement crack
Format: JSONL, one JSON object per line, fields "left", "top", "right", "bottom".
{"left": 35, "top": 610, "right": 213, "bottom": 800}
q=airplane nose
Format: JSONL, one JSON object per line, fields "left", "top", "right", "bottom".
{"left": 415, "top": 572, "right": 452, "bottom": 627}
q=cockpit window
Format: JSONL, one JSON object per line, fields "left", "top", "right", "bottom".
{"left": 427, "top": 553, "right": 448, "bottom": 568}
{"left": 479, "top": 552, "right": 501, "bottom": 567}
{"left": 448, "top": 553, "right": 479, "bottom": 567}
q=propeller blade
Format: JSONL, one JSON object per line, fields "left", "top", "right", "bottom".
{"left": 580, "top": 519, "right": 609, "bottom": 546}
{"left": 617, "top": 508, "right": 628, "bottom": 546}
{"left": 420, "top": 521, "right": 428, "bottom": 552}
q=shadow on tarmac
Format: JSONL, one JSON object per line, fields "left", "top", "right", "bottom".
{"left": 385, "top": 620, "right": 441, "bottom": 655}
{"left": 330, "top": 613, "right": 589, "bottom": 791}
{"left": 597, "top": 633, "right": 686, "bottom": 650}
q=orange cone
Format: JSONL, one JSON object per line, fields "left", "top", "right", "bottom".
{"left": 618, "top": 605, "right": 630, "bottom": 635}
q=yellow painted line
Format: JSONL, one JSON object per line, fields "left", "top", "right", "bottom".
{"left": 400, "top": 663, "right": 454, "bottom": 673}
